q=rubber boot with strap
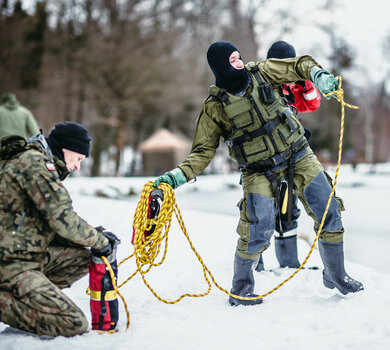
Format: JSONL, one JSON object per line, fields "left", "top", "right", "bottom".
{"left": 274, "top": 234, "right": 301, "bottom": 268}
{"left": 318, "top": 239, "right": 364, "bottom": 295}
{"left": 229, "top": 255, "right": 263, "bottom": 306}
{"left": 255, "top": 254, "right": 265, "bottom": 272}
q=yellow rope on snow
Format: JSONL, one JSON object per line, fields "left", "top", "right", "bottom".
{"left": 128, "top": 76, "right": 359, "bottom": 303}
{"left": 95, "top": 76, "right": 359, "bottom": 328}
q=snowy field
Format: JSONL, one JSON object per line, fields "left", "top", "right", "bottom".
{"left": 1, "top": 163, "right": 390, "bottom": 350}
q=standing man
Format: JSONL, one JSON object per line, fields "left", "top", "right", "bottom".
{"left": 0, "top": 92, "right": 40, "bottom": 139}
{"left": 255, "top": 40, "right": 322, "bottom": 271}
{"left": 153, "top": 41, "right": 363, "bottom": 306}
{"left": 0, "top": 122, "right": 119, "bottom": 337}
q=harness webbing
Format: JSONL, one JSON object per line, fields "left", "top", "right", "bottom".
{"left": 94, "top": 76, "right": 358, "bottom": 332}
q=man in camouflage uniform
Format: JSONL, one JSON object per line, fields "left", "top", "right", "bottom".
{"left": 0, "top": 122, "right": 118, "bottom": 337}
{"left": 154, "top": 41, "right": 363, "bottom": 306}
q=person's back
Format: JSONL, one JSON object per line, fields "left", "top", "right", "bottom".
{"left": 0, "top": 93, "right": 40, "bottom": 139}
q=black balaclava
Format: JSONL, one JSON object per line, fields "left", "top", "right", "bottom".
{"left": 46, "top": 122, "right": 91, "bottom": 161}
{"left": 207, "top": 41, "right": 250, "bottom": 95}
{"left": 267, "top": 40, "right": 296, "bottom": 59}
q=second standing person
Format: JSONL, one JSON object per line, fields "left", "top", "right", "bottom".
{"left": 255, "top": 40, "right": 322, "bottom": 271}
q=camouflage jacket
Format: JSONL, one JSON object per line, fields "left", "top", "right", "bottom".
{"left": 0, "top": 135, "right": 108, "bottom": 281}
{"left": 178, "top": 55, "right": 319, "bottom": 180}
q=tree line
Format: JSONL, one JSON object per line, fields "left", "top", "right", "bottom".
{"left": 1, "top": 0, "right": 389, "bottom": 175}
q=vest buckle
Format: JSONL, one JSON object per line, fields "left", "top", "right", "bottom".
{"left": 270, "top": 153, "right": 284, "bottom": 166}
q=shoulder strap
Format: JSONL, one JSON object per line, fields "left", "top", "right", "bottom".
{"left": 246, "top": 62, "right": 276, "bottom": 105}
{"left": 208, "top": 88, "right": 231, "bottom": 106}
{"left": 248, "top": 63, "right": 266, "bottom": 85}
{"left": 27, "top": 133, "right": 54, "bottom": 162}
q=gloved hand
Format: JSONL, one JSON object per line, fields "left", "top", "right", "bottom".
{"left": 310, "top": 66, "right": 339, "bottom": 98}
{"left": 102, "top": 231, "right": 120, "bottom": 245}
{"left": 91, "top": 231, "right": 121, "bottom": 260}
{"left": 153, "top": 168, "right": 187, "bottom": 189}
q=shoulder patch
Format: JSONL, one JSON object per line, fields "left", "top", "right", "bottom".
{"left": 46, "top": 162, "right": 56, "bottom": 171}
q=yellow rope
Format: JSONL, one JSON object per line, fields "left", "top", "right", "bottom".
{"left": 101, "top": 256, "right": 130, "bottom": 330}
{"left": 86, "top": 257, "right": 131, "bottom": 330}
{"left": 128, "top": 76, "right": 359, "bottom": 303}
{"left": 93, "top": 76, "right": 359, "bottom": 329}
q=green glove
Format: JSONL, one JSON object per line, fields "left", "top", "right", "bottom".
{"left": 310, "top": 66, "right": 339, "bottom": 99}
{"left": 153, "top": 168, "right": 187, "bottom": 189}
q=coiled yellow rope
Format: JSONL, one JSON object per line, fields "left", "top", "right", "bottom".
{"left": 127, "top": 76, "right": 359, "bottom": 304}
{"left": 99, "top": 76, "right": 359, "bottom": 329}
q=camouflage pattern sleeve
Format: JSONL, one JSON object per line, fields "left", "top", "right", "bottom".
{"left": 259, "top": 55, "right": 321, "bottom": 86}
{"left": 16, "top": 150, "right": 108, "bottom": 250}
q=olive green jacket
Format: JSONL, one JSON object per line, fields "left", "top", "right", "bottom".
{"left": 0, "top": 100, "right": 40, "bottom": 139}
{"left": 178, "top": 55, "right": 320, "bottom": 180}
{"left": 0, "top": 136, "right": 108, "bottom": 281}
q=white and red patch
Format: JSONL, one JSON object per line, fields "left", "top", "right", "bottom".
{"left": 45, "top": 162, "right": 56, "bottom": 171}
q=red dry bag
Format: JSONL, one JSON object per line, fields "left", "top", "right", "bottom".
{"left": 89, "top": 249, "right": 119, "bottom": 331}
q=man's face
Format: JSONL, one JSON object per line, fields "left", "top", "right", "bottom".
{"left": 229, "top": 51, "right": 244, "bottom": 70}
{"left": 62, "top": 149, "right": 86, "bottom": 172}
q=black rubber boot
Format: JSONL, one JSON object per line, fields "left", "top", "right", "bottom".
{"left": 318, "top": 240, "right": 364, "bottom": 295}
{"left": 229, "top": 255, "right": 263, "bottom": 306}
{"left": 274, "top": 234, "right": 301, "bottom": 268}
{"left": 254, "top": 254, "right": 265, "bottom": 272}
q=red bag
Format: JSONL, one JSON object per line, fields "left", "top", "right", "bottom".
{"left": 89, "top": 255, "right": 119, "bottom": 331}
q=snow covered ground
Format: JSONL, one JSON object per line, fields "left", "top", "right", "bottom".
{"left": 1, "top": 163, "right": 390, "bottom": 349}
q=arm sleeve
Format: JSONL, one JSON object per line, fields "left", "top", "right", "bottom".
{"left": 20, "top": 107, "right": 40, "bottom": 137}
{"left": 26, "top": 113, "right": 40, "bottom": 136}
{"left": 259, "top": 55, "right": 321, "bottom": 86}
{"left": 178, "top": 104, "right": 223, "bottom": 180}
{"left": 19, "top": 156, "right": 108, "bottom": 250}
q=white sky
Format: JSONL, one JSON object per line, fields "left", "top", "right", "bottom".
{"left": 257, "top": 0, "right": 389, "bottom": 86}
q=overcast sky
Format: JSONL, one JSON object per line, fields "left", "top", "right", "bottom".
{"left": 257, "top": 0, "right": 389, "bottom": 87}
{"left": 18, "top": 0, "right": 390, "bottom": 88}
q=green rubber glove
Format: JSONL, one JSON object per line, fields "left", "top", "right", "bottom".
{"left": 153, "top": 168, "right": 187, "bottom": 189}
{"left": 310, "top": 66, "right": 339, "bottom": 99}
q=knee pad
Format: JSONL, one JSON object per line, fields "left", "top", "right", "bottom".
{"left": 246, "top": 194, "right": 276, "bottom": 254}
{"left": 304, "top": 172, "right": 342, "bottom": 232}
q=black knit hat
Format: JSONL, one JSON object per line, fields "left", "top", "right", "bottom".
{"left": 267, "top": 41, "right": 296, "bottom": 59}
{"left": 48, "top": 122, "right": 91, "bottom": 157}
{"left": 207, "top": 41, "right": 250, "bottom": 95}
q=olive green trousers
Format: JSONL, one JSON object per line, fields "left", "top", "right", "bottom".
{"left": 236, "top": 149, "right": 344, "bottom": 260}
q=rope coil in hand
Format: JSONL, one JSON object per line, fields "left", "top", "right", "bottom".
{"left": 98, "top": 76, "right": 359, "bottom": 329}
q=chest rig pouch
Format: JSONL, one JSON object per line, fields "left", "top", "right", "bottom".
{"left": 208, "top": 62, "right": 306, "bottom": 171}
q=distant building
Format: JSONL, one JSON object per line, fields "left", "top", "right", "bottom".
{"left": 138, "top": 128, "right": 192, "bottom": 176}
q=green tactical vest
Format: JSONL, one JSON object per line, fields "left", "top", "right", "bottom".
{"left": 208, "top": 62, "right": 306, "bottom": 170}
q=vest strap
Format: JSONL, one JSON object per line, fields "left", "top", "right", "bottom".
{"left": 231, "top": 113, "right": 285, "bottom": 146}
{"left": 244, "top": 137, "right": 308, "bottom": 172}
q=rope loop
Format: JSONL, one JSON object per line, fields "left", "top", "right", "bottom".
{"left": 324, "top": 76, "right": 359, "bottom": 110}
{"left": 89, "top": 75, "right": 360, "bottom": 331}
